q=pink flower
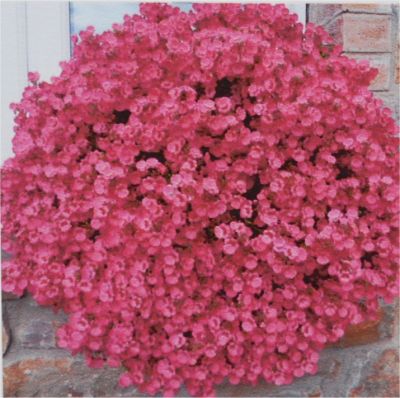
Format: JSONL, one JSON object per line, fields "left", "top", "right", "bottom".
{"left": 202, "top": 177, "right": 219, "bottom": 195}
{"left": 215, "top": 97, "right": 232, "bottom": 114}
{"left": 1, "top": 3, "right": 398, "bottom": 397}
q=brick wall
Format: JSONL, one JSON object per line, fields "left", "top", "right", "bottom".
{"left": 2, "top": 4, "right": 400, "bottom": 398}
{"left": 309, "top": 3, "right": 399, "bottom": 120}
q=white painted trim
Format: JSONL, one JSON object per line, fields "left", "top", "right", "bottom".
{"left": 1, "top": 1, "right": 71, "bottom": 164}
{"left": 1, "top": 1, "right": 28, "bottom": 163}
{"left": 287, "top": 3, "right": 307, "bottom": 27}
{"left": 26, "top": 1, "right": 71, "bottom": 82}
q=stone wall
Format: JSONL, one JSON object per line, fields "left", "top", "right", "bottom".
{"left": 2, "top": 294, "right": 399, "bottom": 397}
{"left": 2, "top": 3, "right": 400, "bottom": 398}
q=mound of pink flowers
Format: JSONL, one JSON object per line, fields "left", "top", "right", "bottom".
{"left": 2, "top": 3, "right": 399, "bottom": 397}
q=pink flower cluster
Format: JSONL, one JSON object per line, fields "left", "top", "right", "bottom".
{"left": 2, "top": 3, "right": 399, "bottom": 397}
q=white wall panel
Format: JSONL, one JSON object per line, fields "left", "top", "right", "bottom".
{"left": 1, "top": 1, "right": 28, "bottom": 163}
{"left": 69, "top": 2, "right": 193, "bottom": 35}
{"left": 26, "top": 1, "right": 70, "bottom": 82}
{"left": 1, "top": 1, "right": 70, "bottom": 164}
{"left": 287, "top": 3, "right": 306, "bottom": 26}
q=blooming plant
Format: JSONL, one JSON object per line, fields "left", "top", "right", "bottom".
{"left": 1, "top": 3, "right": 399, "bottom": 397}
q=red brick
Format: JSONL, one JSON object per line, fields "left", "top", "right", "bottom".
{"left": 2, "top": 354, "right": 134, "bottom": 397}
{"left": 3, "top": 358, "right": 73, "bottom": 397}
{"left": 333, "top": 309, "right": 383, "bottom": 348}
{"left": 345, "top": 53, "right": 391, "bottom": 90}
{"left": 350, "top": 349, "right": 400, "bottom": 397}
{"left": 342, "top": 14, "right": 392, "bottom": 52}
